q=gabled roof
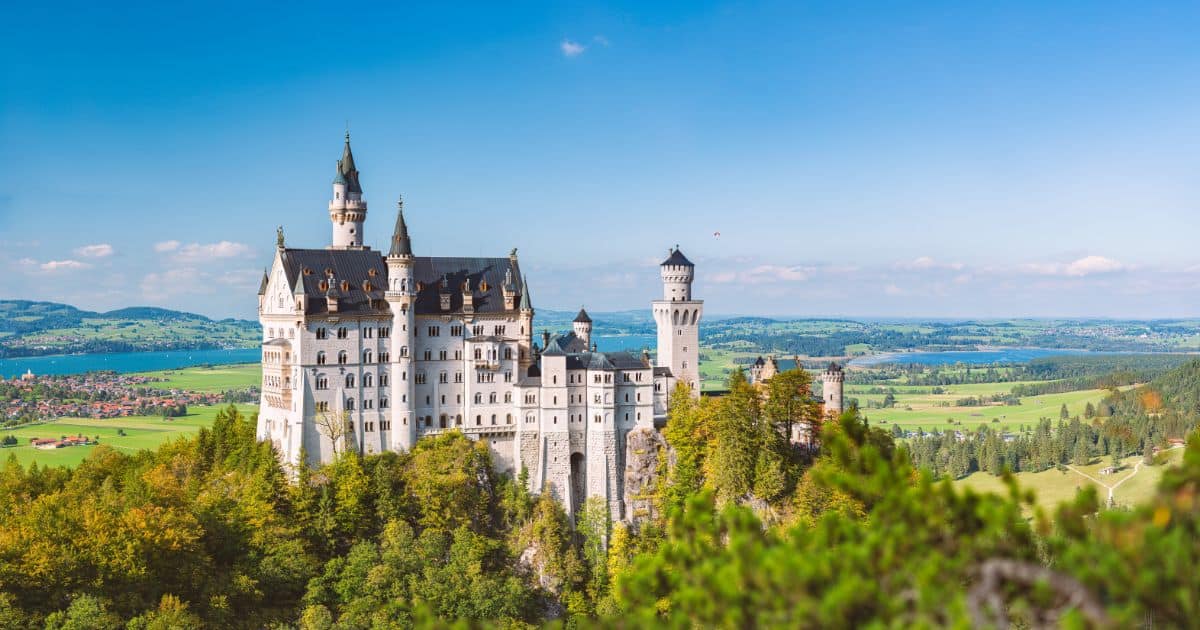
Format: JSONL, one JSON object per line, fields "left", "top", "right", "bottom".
{"left": 543, "top": 331, "right": 588, "bottom": 354}
{"left": 257, "top": 271, "right": 269, "bottom": 296}
{"left": 661, "top": 247, "right": 694, "bottom": 267}
{"left": 280, "top": 248, "right": 389, "bottom": 316}
{"left": 411, "top": 257, "right": 521, "bottom": 315}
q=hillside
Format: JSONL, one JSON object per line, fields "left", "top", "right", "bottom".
{"left": 0, "top": 300, "right": 259, "bottom": 358}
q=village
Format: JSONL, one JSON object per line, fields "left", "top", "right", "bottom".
{"left": 0, "top": 369, "right": 258, "bottom": 426}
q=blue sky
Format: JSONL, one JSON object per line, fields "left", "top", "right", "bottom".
{"left": 3, "top": 1, "right": 1199, "bottom": 319}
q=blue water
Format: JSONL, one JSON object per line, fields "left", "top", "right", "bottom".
{"left": 850, "top": 348, "right": 1094, "bottom": 367}
{"left": 596, "top": 334, "right": 657, "bottom": 352}
{"left": 0, "top": 335, "right": 656, "bottom": 379}
{"left": 0, "top": 348, "right": 262, "bottom": 379}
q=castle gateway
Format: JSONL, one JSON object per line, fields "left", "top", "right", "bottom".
{"left": 256, "top": 135, "right": 700, "bottom": 518}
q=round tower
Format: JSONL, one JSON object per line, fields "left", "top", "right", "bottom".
{"left": 652, "top": 246, "right": 703, "bottom": 395}
{"left": 329, "top": 132, "right": 368, "bottom": 249}
{"left": 573, "top": 308, "right": 592, "bottom": 347}
{"left": 660, "top": 244, "right": 695, "bottom": 301}
{"left": 822, "top": 362, "right": 845, "bottom": 416}
{"left": 385, "top": 199, "right": 417, "bottom": 451}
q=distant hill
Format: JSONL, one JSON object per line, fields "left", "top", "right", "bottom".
{"left": 0, "top": 300, "right": 259, "bottom": 358}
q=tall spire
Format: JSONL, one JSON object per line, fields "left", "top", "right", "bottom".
{"left": 519, "top": 274, "right": 532, "bottom": 311}
{"left": 389, "top": 197, "right": 413, "bottom": 257}
{"left": 339, "top": 132, "right": 361, "bottom": 193}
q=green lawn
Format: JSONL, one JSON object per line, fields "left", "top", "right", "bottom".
{"left": 0, "top": 403, "right": 258, "bottom": 468}
{"left": 860, "top": 388, "right": 1120, "bottom": 432}
{"left": 956, "top": 448, "right": 1185, "bottom": 514}
{"left": 140, "top": 363, "right": 261, "bottom": 392}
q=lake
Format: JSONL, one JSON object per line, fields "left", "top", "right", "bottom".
{"left": 850, "top": 348, "right": 1095, "bottom": 367}
{"left": 0, "top": 348, "right": 262, "bottom": 379}
{"left": 0, "top": 333, "right": 657, "bottom": 378}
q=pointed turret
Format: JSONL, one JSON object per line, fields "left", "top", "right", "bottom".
{"left": 519, "top": 275, "right": 532, "bottom": 311}
{"left": 329, "top": 133, "right": 367, "bottom": 249}
{"left": 338, "top": 132, "right": 361, "bottom": 193}
{"left": 257, "top": 270, "right": 269, "bottom": 296}
{"left": 389, "top": 198, "right": 413, "bottom": 257}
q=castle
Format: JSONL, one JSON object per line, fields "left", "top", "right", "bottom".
{"left": 255, "top": 135, "right": 701, "bottom": 519}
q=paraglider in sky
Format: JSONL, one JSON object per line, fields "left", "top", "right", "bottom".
{"left": 713, "top": 231, "right": 721, "bottom": 239}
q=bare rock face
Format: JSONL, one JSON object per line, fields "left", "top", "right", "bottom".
{"left": 623, "top": 427, "right": 666, "bottom": 525}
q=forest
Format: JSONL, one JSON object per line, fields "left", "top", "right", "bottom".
{"left": 2, "top": 364, "right": 1200, "bottom": 627}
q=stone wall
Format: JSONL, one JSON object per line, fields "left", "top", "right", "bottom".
{"left": 623, "top": 427, "right": 666, "bottom": 525}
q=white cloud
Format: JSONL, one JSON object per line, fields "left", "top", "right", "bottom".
{"left": 561, "top": 40, "right": 586, "bottom": 57}
{"left": 593, "top": 35, "right": 610, "bottom": 46}
{"left": 884, "top": 284, "right": 905, "bottom": 296}
{"left": 40, "top": 259, "right": 91, "bottom": 272}
{"left": 74, "top": 243, "right": 114, "bottom": 258}
{"left": 708, "top": 264, "right": 814, "bottom": 284}
{"left": 1065, "top": 255, "right": 1125, "bottom": 277}
{"left": 140, "top": 267, "right": 207, "bottom": 300}
{"left": 1019, "top": 255, "right": 1126, "bottom": 277}
{"left": 154, "top": 240, "right": 180, "bottom": 253}
{"left": 172, "top": 241, "right": 253, "bottom": 262}
{"left": 895, "top": 256, "right": 964, "bottom": 271}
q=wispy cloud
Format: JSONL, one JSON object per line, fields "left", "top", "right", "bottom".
{"left": 561, "top": 39, "right": 586, "bottom": 57}
{"left": 708, "top": 264, "right": 814, "bottom": 284}
{"left": 74, "top": 243, "right": 114, "bottom": 258}
{"left": 894, "top": 256, "right": 964, "bottom": 272}
{"left": 170, "top": 241, "right": 253, "bottom": 262}
{"left": 1019, "top": 255, "right": 1126, "bottom": 277}
{"left": 39, "top": 259, "right": 91, "bottom": 272}
{"left": 153, "top": 240, "right": 180, "bottom": 253}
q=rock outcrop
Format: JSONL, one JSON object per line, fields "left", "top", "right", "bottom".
{"left": 623, "top": 427, "right": 666, "bottom": 525}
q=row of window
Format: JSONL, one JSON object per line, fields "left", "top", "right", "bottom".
{"left": 422, "top": 325, "right": 512, "bottom": 337}
{"left": 421, "top": 413, "right": 514, "bottom": 428}
{"left": 316, "top": 350, "right": 391, "bottom": 365}
{"left": 314, "top": 326, "right": 391, "bottom": 340}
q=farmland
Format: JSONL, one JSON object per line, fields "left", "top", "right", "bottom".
{"left": 0, "top": 403, "right": 258, "bottom": 468}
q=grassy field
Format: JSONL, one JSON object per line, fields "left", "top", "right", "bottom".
{"left": 141, "top": 363, "right": 260, "bottom": 392}
{"left": 0, "top": 403, "right": 258, "bottom": 468}
{"left": 857, "top": 384, "right": 1121, "bottom": 432}
{"left": 957, "top": 448, "right": 1185, "bottom": 513}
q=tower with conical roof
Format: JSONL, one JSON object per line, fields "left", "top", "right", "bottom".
{"left": 329, "top": 133, "right": 368, "bottom": 249}
{"left": 652, "top": 246, "right": 703, "bottom": 395}
{"left": 572, "top": 308, "right": 592, "bottom": 347}
{"left": 385, "top": 197, "right": 417, "bottom": 451}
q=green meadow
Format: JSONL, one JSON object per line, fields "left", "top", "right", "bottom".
{"left": 0, "top": 403, "right": 258, "bottom": 469}
{"left": 956, "top": 448, "right": 1185, "bottom": 514}
{"left": 854, "top": 382, "right": 1121, "bottom": 432}
{"left": 140, "top": 363, "right": 261, "bottom": 392}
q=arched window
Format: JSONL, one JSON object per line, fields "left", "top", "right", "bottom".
{"left": 504, "top": 392, "right": 512, "bottom": 403}
{"left": 363, "top": 350, "right": 373, "bottom": 363}
{"left": 316, "top": 327, "right": 327, "bottom": 339}
{"left": 474, "top": 393, "right": 483, "bottom": 404}
{"left": 345, "top": 398, "right": 355, "bottom": 410}
{"left": 363, "top": 373, "right": 373, "bottom": 387}
{"left": 401, "top": 346, "right": 409, "bottom": 358}
{"left": 489, "top": 392, "right": 497, "bottom": 404}
{"left": 506, "top": 413, "right": 513, "bottom": 425}
{"left": 455, "top": 414, "right": 462, "bottom": 426}
{"left": 337, "top": 327, "right": 348, "bottom": 339}
{"left": 491, "top": 414, "right": 497, "bottom": 425}
{"left": 439, "top": 414, "right": 448, "bottom": 428}
{"left": 345, "top": 374, "right": 355, "bottom": 388}
{"left": 475, "top": 415, "right": 482, "bottom": 426}
{"left": 316, "top": 351, "right": 327, "bottom": 365}
{"left": 337, "top": 351, "right": 348, "bottom": 365}
{"left": 503, "top": 347, "right": 512, "bottom": 360}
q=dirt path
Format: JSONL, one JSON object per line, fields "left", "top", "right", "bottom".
{"left": 1066, "top": 445, "right": 1183, "bottom": 506}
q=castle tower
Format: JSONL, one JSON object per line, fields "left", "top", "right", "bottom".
{"left": 573, "top": 308, "right": 592, "bottom": 347}
{"left": 385, "top": 199, "right": 417, "bottom": 451}
{"left": 652, "top": 246, "right": 703, "bottom": 395}
{"left": 329, "top": 133, "right": 368, "bottom": 249}
{"left": 517, "top": 274, "right": 535, "bottom": 372}
{"left": 822, "top": 362, "right": 845, "bottom": 416}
